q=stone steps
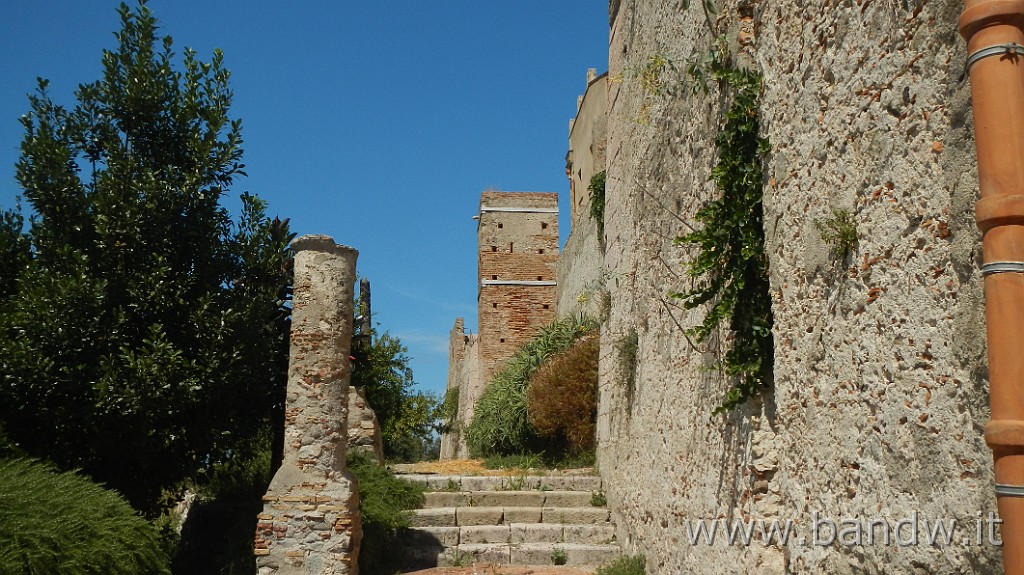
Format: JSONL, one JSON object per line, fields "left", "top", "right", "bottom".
{"left": 394, "top": 474, "right": 619, "bottom": 571}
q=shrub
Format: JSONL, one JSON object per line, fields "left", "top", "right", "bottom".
{"left": 172, "top": 436, "right": 273, "bottom": 575}
{"left": 438, "top": 386, "right": 460, "bottom": 433}
{"left": 465, "top": 314, "right": 597, "bottom": 457}
{"left": 528, "top": 335, "right": 599, "bottom": 454}
{"left": 348, "top": 451, "right": 425, "bottom": 575}
{"left": 0, "top": 458, "right": 170, "bottom": 575}
{"left": 597, "top": 555, "right": 646, "bottom": 575}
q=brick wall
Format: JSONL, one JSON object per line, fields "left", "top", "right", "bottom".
{"left": 477, "top": 192, "right": 559, "bottom": 380}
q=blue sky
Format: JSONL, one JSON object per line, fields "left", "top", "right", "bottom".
{"left": 0, "top": 2, "right": 609, "bottom": 399}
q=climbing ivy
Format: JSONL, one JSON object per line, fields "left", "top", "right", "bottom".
{"left": 671, "top": 53, "right": 774, "bottom": 415}
{"left": 588, "top": 170, "right": 606, "bottom": 239}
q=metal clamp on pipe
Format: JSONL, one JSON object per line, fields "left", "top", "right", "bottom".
{"left": 982, "top": 261, "right": 1024, "bottom": 276}
{"left": 997, "top": 484, "right": 1024, "bottom": 497}
{"left": 967, "top": 42, "right": 1024, "bottom": 70}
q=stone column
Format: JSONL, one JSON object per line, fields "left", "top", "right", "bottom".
{"left": 256, "top": 235, "right": 362, "bottom": 575}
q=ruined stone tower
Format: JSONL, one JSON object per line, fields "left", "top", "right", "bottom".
{"left": 476, "top": 191, "right": 559, "bottom": 380}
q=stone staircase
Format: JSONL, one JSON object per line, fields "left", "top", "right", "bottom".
{"left": 394, "top": 472, "right": 620, "bottom": 571}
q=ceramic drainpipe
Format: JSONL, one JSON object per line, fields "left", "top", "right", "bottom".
{"left": 961, "top": 0, "right": 1024, "bottom": 570}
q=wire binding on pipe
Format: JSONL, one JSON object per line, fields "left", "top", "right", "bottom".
{"left": 966, "top": 43, "right": 1024, "bottom": 71}
{"left": 982, "top": 261, "right": 1024, "bottom": 276}
{"left": 996, "top": 483, "right": 1024, "bottom": 497}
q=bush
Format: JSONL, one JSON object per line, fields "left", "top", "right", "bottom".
{"left": 348, "top": 451, "right": 425, "bottom": 575}
{"left": 172, "top": 436, "right": 273, "bottom": 575}
{"left": 596, "top": 555, "right": 646, "bottom": 575}
{"left": 465, "top": 315, "right": 597, "bottom": 457}
{"left": 528, "top": 335, "right": 599, "bottom": 454}
{"left": 0, "top": 458, "right": 170, "bottom": 575}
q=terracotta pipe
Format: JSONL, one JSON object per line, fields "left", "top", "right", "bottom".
{"left": 961, "top": 1, "right": 1024, "bottom": 570}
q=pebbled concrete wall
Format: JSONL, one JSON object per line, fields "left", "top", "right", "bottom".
{"left": 597, "top": 0, "right": 998, "bottom": 573}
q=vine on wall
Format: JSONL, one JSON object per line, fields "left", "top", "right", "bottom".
{"left": 671, "top": 51, "right": 774, "bottom": 414}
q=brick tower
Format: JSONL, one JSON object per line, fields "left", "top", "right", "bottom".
{"left": 476, "top": 191, "right": 559, "bottom": 380}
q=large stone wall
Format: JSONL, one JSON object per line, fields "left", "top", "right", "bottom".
{"left": 256, "top": 235, "right": 361, "bottom": 575}
{"left": 597, "top": 1, "right": 998, "bottom": 573}
{"left": 558, "top": 71, "right": 609, "bottom": 320}
{"left": 439, "top": 318, "right": 480, "bottom": 459}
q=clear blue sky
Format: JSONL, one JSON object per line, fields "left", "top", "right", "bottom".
{"left": 0, "top": 2, "right": 609, "bottom": 399}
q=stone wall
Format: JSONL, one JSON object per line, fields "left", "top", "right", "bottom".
{"left": 439, "top": 318, "right": 481, "bottom": 459}
{"left": 597, "top": 1, "right": 998, "bottom": 573}
{"left": 558, "top": 70, "right": 608, "bottom": 320}
{"left": 346, "top": 386, "right": 384, "bottom": 464}
{"left": 255, "top": 235, "right": 361, "bottom": 575}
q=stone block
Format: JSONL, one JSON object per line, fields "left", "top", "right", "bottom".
{"left": 563, "top": 524, "right": 616, "bottom": 544}
{"left": 502, "top": 507, "right": 543, "bottom": 523}
{"left": 543, "top": 490, "right": 595, "bottom": 507}
{"left": 400, "top": 526, "right": 460, "bottom": 547}
{"left": 471, "top": 490, "right": 545, "bottom": 507}
{"left": 460, "top": 525, "right": 511, "bottom": 544}
{"left": 510, "top": 522, "right": 564, "bottom": 544}
{"left": 456, "top": 507, "right": 504, "bottom": 526}
{"left": 509, "top": 543, "right": 619, "bottom": 566}
{"left": 541, "top": 507, "right": 609, "bottom": 524}
{"left": 455, "top": 543, "right": 511, "bottom": 564}
{"left": 411, "top": 508, "right": 456, "bottom": 527}
{"left": 424, "top": 491, "right": 470, "bottom": 508}
{"left": 460, "top": 476, "right": 501, "bottom": 491}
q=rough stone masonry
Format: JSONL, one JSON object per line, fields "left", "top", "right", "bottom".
{"left": 255, "top": 235, "right": 362, "bottom": 575}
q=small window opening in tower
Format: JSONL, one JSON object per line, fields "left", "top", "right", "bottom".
{"left": 492, "top": 303, "right": 497, "bottom": 308}
{"left": 500, "top": 338, "right": 506, "bottom": 343}
{"left": 498, "top": 223, "right": 504, "bottom": 229}
{"left": 492, "top": 275, "right": 498, "bottom": 280}
{"left": 541, "top": 222, "right": 548, "bottom": 229}
{"left": 538, "top": 248, "right": 545, "bottom": 254}
{"left": 491, "top": 245, "right": 497, "bottom": 252}
{"left": 543, "top": 304, "right": 550, "bottom": 310}
{"left": 537, "top": 276, "right": 543, "bottom": 281}
{"left": 509, "top": 242, "right": 514, "bottom": 253}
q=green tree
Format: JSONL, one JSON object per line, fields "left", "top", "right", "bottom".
{"left": 351, "top": 328, "right": 439, "bottom": 461}
{"left": 0, "top": 1, "right": 292, "bottom": 515}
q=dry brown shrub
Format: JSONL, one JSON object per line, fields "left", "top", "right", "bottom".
{"left": 527, "top": 334, "right": 599, "bottom": 454}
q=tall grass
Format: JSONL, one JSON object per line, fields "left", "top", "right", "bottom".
{"left": 465, "top": 314, "right": 597, "bottom": 457}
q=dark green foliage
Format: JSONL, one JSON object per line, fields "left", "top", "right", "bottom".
{"left": 528, "top": 335, "right": 599, "bottom": 455}
{"left": 347, "top": 451, "right": 425, "bottom": 575}
{"left": 596, "top": 555, "right": 646, "bottom": 575}
{"left": 0, "top": 1, "right": 292, "bottom": 514}
{"left": 0, "top": 458, "right": 170, "bottom": 575}
{"left": 351, "top": 329, "right": 440, "bottom": 461}
{"left": 172, "top": 437, "right": 273, "bottom": 575}
{"left": 588, "top": 170, "right": 606, "bottom": 239}
{"left": 438, "top": 386, "right": 460, "bottom": 433}
{"left": 0, "top": 208, "right": 30, "bottom": 303}
{"left": 672, "top": 55, "right": 774, "bottom": 414}
{"left": 465, "top": 315, "right": 597, "bottom": 457}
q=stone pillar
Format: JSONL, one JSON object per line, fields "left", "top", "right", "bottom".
{"left": 255, "top": 235, "right": 362, "bottom": 575}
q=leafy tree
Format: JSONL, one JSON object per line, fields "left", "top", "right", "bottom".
{"left": 0, "top": 1, "right": 292, "bottom": 515}
{"left": 351, "top": 327, "right": 439, "bottom": 462}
